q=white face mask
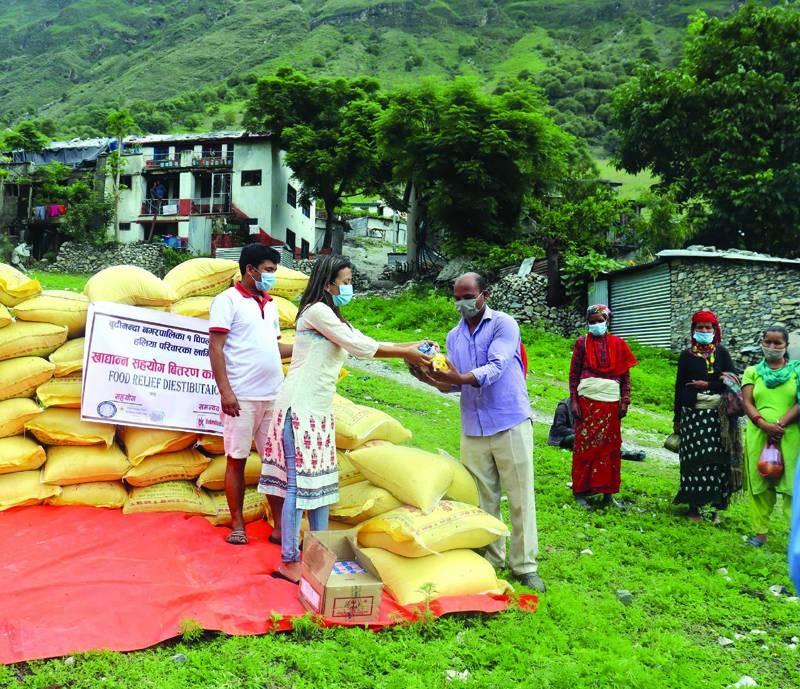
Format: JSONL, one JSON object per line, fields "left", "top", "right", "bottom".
{"left": 455, "top": 297, "right": 481, "bottom": 320}
{"left": 693, "top": 331, "right": 714, "bottom": 345}
{"left": 762, "top": 346, "right": 786, "bottom": 362}
{"left": 588, "top": 322, "right": 607, "bottom": 337}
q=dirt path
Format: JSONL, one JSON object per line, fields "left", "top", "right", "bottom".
{"left": 346, "top": 359, "right": 677, "bottom": 463}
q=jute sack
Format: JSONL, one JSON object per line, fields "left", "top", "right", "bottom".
{"left": 348, "top": 444, "right": 454, "bottom": 513}
{"left": 196, "top": 433, "right": 225, "bottom": 456}
{"left": 123, "top": 480, "right": 215, "bottom": 516}
{"left": 0, "top": 470, "right": 60, "bottom": 511}
{"left": 206, "top": 487, "right": 268, "bottom": 526}
{"left": 36, "top": 374, "right": 82, "bottom": 408}
{"left": 84, "top": 265, "right": 176, "bottom": 307}
{"left": 0, "top": 303, "right": 12, "bottom": 328}
{"left": 0, "top": 357, "right": 55, "bottom": 400}
{"left": 329, "top": 480, "right": 403, "bottom": 525}
{"left": 25, "top": 407, "right": 115, "bottom": 447}
{"left": 49, "top": 338, "right": 85, "bottom": 377}
{"left": 271, "top": 264, "right": 309, "bottom": 300}
{"left": 118, "top": 426, "right": 198, "bottom": 465}
{"left": 163, "top": 258, "right": 239, "bottom": 299}
{"left": 196, "top": 451, "right": 261, "bottom": 491}
{"left": 333, "top": 396, "right": 412, "bottom": 450}
{"left": 357, "top": 501, "right": 508, "bottom": 557}
{"left": 124, "top": 448, "right": 210, "bottom": 487}
{"left": 170, "top": 296, "right": 213, "bottom": 320}
{"left": 0, "top": 435, "right": 46, "bottom": 475}
{"left": 337, "top": 450, "right": 364, "bottom": 487}
{"left": 359, "top": 547, "right": 511, "bottom": 606}
{"left": 0, "top": 263, "right": 41, "bottom": 307}
{"left": 12, "top": 290, "right": 90, "bottom": 337}
{"left": 42, "top": 444, "right": 131, "bottom": 485}
{"left": 438, "top": 450, "right": 480, "bottom": 507}
{"left": 273, "top": 295, "right": 298, "bottom": 328}
{"left": 0, "top": 398, "right": 43, "bottom": 438}
{"left": 0, "top": 321, "right": 68, "bottom": 361}
{"left": 48, "top": 481, "right": 128, "bottom": 509}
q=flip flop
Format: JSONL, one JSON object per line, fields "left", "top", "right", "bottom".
{"left": 226, "top": 529, "right": 248, "bottom": 545}
{"left": 746, "top": 535, "right": 766, "bottom": 547}
{"left": 268, "top": 533, "right": 281, "bottom": 545}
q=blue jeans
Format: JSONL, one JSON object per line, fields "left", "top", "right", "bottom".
{"left": 281, "top": 412, "right": 329, "bottom": 563}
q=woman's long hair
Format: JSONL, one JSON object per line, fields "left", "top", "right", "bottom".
{"left": 298, "top": 255, "right": 353, "bottom": 324}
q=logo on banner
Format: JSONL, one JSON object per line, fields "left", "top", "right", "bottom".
{"left": 97, "top": 401, "right": 118, "bottom": 419}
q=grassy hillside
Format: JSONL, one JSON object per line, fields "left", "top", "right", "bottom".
{"left": 0, "top": 1, "right": 759, "bottom": 150}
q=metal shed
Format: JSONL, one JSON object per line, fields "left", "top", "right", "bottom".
{"left": 607, "top": 262, "right": 671, "bottom": 347}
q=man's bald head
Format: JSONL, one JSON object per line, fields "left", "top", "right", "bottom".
{"left": 454, "top": 272, "right": 489, "bottom": 295}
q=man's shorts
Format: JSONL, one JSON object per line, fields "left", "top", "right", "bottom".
{"left": 222, "top": 400, "right": 275, "bottom": 460}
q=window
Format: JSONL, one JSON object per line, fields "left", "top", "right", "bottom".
{"left": 286, "top": 184, "right": 297, "bottom": 208}
{"left": 286, "top": 229, "right": 296, "bottom": 249}
{"left": 241, "top": 170, "right": 262, "bottom": 186}
{"left": 301, "top": 199, "right": 311, "bottom": 218}
{"left": 119, "top": 175, "right": 132, "bottom": 189}
{"left": 119, "top": 222, "right": 131, "bottom": 231}
{"left": 301, "top": 239, "right": 310, "bottom": 259}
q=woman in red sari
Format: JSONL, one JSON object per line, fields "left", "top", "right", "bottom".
{"left": 569, "top": 304, "right": 638, "bottom": 507}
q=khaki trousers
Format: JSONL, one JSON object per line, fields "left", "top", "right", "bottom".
{"left": 460, "top": 419, "right": 538, "bottom": 575}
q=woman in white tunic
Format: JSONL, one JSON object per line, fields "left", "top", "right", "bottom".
{"left": 259, "top": 255, "right": 432, "bottom": 582}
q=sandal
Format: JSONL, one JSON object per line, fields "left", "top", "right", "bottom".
{"left": 226, "top": 529, "right": 248, "bottom": 545}
{"left": 746, "top": 535, "right": 766, "bottom": 547}
{"left": 268, "top": 533, "right": 281, "bottom": 545}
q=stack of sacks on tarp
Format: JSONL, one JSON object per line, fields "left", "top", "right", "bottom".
{"left": 329, "top": 394, "right": 512, "bottom": 605}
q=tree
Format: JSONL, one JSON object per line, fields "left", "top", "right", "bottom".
{"left": 244, "top": 68, "right": 388, "bottom": 252}
{"left": 106, "top": 109, "right": 136, "bottom": 239}
{"left": 611, "top": 3, "right": 800, "bottom": 256}
{"left": 60, "top": 177, "right": 115, "bottom": 246}
{"left": 2, "top": 120, "right": 50, "bottom": 152}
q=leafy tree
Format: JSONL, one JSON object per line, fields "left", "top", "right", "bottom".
{"left": 60, "top": 177, "right": 114, "bottom": 246}
{"left": 243, "top": 67, "right": 387, "bottom": 252}
{"left": 2, "top": 120, "right": 50, "bottom": 152}
{"left": 106, "top": 109, "right": 137, "bottom": 237}
{"left": 611, "top": 3, "right": 800, "bottom": 256}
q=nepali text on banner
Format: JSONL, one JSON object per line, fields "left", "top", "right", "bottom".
{"left": 81, "top": 302, "right": 222, "bottom": 434}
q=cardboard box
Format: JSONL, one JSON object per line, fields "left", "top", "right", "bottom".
{"left": 298, "top": 529, "right": 383, "bottom": 623}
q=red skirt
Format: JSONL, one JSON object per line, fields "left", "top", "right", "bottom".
{"left": 572, "top": 397, "right": 622, "bottom": 495}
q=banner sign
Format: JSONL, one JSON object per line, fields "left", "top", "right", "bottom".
{"left": 81, "top": 302, "right": 222, "bottom": 434}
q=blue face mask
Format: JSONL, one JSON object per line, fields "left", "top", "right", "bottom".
{"left": 332, "top": 283, "right": 353, "bottom": 307}
{"left": 254, "top": 270, "right": 276, "bottom": 292}
{"left": 588, "top": 322, "right": 607, "bottom": 337}
{"left": 693, "top": 331, "right": 714, "bottom": 345}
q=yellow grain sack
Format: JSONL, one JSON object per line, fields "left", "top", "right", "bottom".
{"left": 357, "top": 501, "right": 508, "bottom": 557}
{"left": 0, "top": 470, "right": 60, "bottom": 511}
{"left": 12, "top": 290, "right": 90, "bottom": 337}
{"left": 0, "top": 263, "right": 41, "bottom": 307}
{"left": 163, "top": 258, "right": 239, "bottom": 299}
{"left": 196, "top": 433, "right": 225, "bottom": 456}
{"left": 118, "top": 426, "right": 198, "bottom": 465}
{"left": 195, "top": 451, "right": 261, "bottom": 491}
{"left": 0, "top": 321, "right": 68, "bottom": 361}
{"left": 333, "top": 399, "right": 412, "bottom": 450}
{"left": 272, "top": 264, "right": 309, "bottom": 300}
{"left": 48, "top": 481, "right": 128, "bottom": 509}
{"left": 124, "top": 448, "right": 210, "bottom": 487}
{"left": 49, "top": 338, "right": 85, "bottom": 377}
{"left": 36, "top": 374, "right": 82, "bottom": 408}
{"left": 42, "top": 444, "right": 130, "bottom": 485}
{"left": 439, "top": 451, "right": 480, "bottom": 507}
{"left": 348, "top": 444, "right": 454, "bottom": 513}
{"left": 25, "top": 407, "right": 115, "bottom": 447}
{"left": 0, "top": 357, "right": 54, "bottom": 401}
{"left": 169, "top": 296, "right": 213, "bottom": 320}
{"left": 360, "top": 548, "right": 511, "bottom": 606}
{"left": 0, "top": 398, "right": 43, "bottom": 438}
{"left": 0, "top": 435, "right": 46, "bottom": 475}
{"left": 123, "top": 480, "right": 215, "bottom": 515}
{"left": 0, "top": 303, "right": 12, "bottom": 328}
{"left": 337, "top": 450, "right": 363, "bottom": 487}
{"left": 273, "top": 295, "right": 298, "bottom": 328}
{"left": 329, "top": 480, "right": 403, "bottom": 525}
{"left": 83, "top": 265, "right": 176, "bottom": 307}
{"left": 205, "top": 487, "right": 268, "bottom": 526}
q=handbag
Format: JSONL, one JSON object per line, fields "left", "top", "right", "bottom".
{"left": 720, "top": 372, "right": 745, "bottom": 417}
{"left": 663, "top": 433, "right": 680, "bottom": 453}
{"left": 757, "top": 441, "right": 784, "bottom": 481}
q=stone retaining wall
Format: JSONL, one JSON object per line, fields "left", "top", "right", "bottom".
{"left": 47, "top": 241, "right": 166, "bottom": 276}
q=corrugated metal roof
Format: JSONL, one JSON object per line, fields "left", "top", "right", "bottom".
{"left": 657, "top": 247, "right": 800, "bottom": 266}
{"left": 126, "top": 131, "right": 272, "bottom": 145}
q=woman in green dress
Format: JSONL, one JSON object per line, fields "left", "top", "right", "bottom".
{"left": 741, "top": 325, "right": 800, "bottom": 547}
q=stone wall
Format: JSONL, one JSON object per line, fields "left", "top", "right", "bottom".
{"left": 669, "top": 258, "right": 800, "bottom": 364}
{"left": 47, "top": 241, "right": 166, "bottom": 276}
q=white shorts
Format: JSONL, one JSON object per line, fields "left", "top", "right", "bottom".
{"left": 222, "top": 400, "right": 275, "bottom": 459}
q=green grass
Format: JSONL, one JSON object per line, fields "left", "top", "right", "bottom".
{"left": 594, "top": 157, "right": 659, "bottom": 200}
{"left": 4, "top": 279, "right": 799, "bottom": 688}
{"left": 28, "top": 269, "right": 91, "bottom": 292}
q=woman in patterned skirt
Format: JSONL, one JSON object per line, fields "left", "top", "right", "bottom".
{"left": 259, "top": 255, "right": 432, "bottom": 582}
{"left": 673, "top": 310, "right": 739, "bottom": 522}
{"left": 569, "top": 304, "right": 638, "bottom": 508}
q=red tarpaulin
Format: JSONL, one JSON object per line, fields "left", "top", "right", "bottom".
{"left": 0, "top": 506, "right": 533, "bottom": 664}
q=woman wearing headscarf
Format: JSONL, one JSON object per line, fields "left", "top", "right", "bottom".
{"left": 673, "top": 310, "right": 740, "bottom": 522}
{"left": 741, "top": 325, "right": 800, "bottom": 547}
{"left": 569, "top": 304, "right": 638, "bottom": 507}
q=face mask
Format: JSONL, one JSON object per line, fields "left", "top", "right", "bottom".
{"left": 455, "top": 298, "right": 481, "bottom": 320}
{"left": 762, "top": 346, "right": 786, "bottom": 362}
{"left": 693, "top": 331, "right": 714, "bottom": 345}
{"left": 588, "top": 322, "right": 607, "bottom": 337}
{"left": 332, "top": 283, "right": 353, "bottom": 307}
{"left": 254, "top": 271, "right": 276, "bottom": 292}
